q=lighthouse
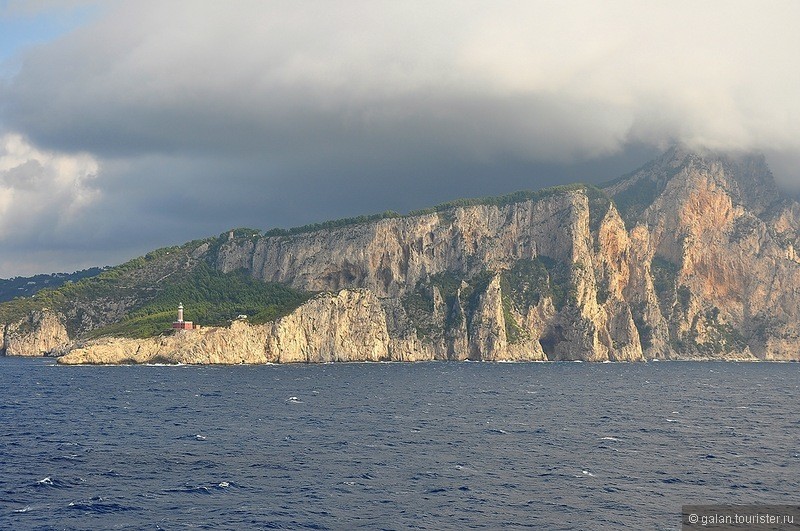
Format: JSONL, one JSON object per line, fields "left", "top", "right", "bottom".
{"left": 172, "top": 302, "right": 195, "bottom": 330}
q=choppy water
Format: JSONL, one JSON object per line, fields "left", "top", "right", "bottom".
{"left": 1, "top": 357, "right": 798, "bottom": 530}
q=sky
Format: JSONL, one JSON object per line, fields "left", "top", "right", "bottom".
{"left": 0, "top": 0, "right": 799, "bottom": 277}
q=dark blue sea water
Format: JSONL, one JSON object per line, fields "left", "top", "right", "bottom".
{"left": 1, "top": 358, "right": 798, "bottom": 530}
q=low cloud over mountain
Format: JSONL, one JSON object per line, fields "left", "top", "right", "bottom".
{"left": 1, "top": 1, "right": 799, "bottom": 275}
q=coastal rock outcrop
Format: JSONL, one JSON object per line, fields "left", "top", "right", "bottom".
{"left": 57, "top": 285, "right": 549, "bottom": 364}
{"left": 266, "top": 289, "right": 390, "bottom": 363}
{"left": 58, "top": 290, "right": 389, "bottom": 365}
{"left": 2, "top": 310, "right": 69, "bottom": 357}
{"left": 58, "top": 320, "right": 272, "bottom": 365}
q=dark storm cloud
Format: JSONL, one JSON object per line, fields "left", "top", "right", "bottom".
{"left": 0, "top": 0, "right": 799, "bottom": 276}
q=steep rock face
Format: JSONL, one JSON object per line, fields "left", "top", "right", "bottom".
{"left": 210, "top": 189, "right": 643, "bottom": 362}
{"left": 606, "top": 148, "right": 800, "bottom": 360}
{"left": 266, "top": 289, "right": 390, "bottom": 363}
{"left": 2, "top": 310, "right": 70, "bottom": 357}
{"left": 208, "top": 147, "right": 799, "bottom": 362}
{"left": 465, "top": 274, "right": 546, "bottom": 362}
{"left": 593, "top": 206, "right": 646, "bottom": 361}
{"left": 10, "top": 147, "right": 800, "bottom": 363}
{"left": 215, "top": 194, "right": 581, "bottom": 297}
{"left": 56, "top": 283, "right": 555, "bottom": 365}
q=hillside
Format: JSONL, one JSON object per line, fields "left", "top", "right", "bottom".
{"left": 4, "top": 146, "right": 800, "bottom": 363}
{"left": 0, "top": 234, "right": 310, "bottom": 351}
{"left": 0, "top": 268, "right": 106, "bottom": 303}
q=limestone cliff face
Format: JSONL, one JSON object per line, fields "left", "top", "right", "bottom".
{"left": 2, "top": 310, "right": 69, "bottom": 357}
{"left": 10, "top": 147, "right": 800, "bottom": 363}
{"left": 266, "top": 289, "right": 390, "bottom": 363}
{"left": 203, "top": 147, "right": 800, "bottom": 362}
{"left": 215, "top": 194, "right": 581, "bottom": 297}
{"left": 209, "top": 189, "right": 643, "bottom": 362}
{"left": 57, "top": 285, "right": 550, "bottom": 365}
{"left": 606, "top": 147, "right": 800, "bottom": 360}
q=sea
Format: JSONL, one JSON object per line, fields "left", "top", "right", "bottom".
{"left": 0, "top": 357, "right": 798, "bottom": 530}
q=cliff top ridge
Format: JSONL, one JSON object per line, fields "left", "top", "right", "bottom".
{"left": 602, "top": 145, "right": 781, "bottom": 225}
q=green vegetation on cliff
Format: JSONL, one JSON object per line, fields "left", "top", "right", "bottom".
{"left": 500, "top": 258, "right": 551, "bottom": 309}
{"left": 651, "top": 256, "right": 679, "bottom": 315}
{"left": 401, "top": 257, "right": 575, "bottom": 343}
{"left": 601, "top": 155, "right": 690, "bottom": 228}
{"left": 85, "top": 264, "right": 310, "bottom": 339}
{"left": 264, "top": 212, "right": 402, "bottom": 236}
{"left": 0, "top": 236, "right": 310, "bottom": 339}
{"left": 609, "top": 177, "right": 661, "bottom": 226}
{"left": 0, "top": 239, "right": 210, "bottom": 334}
{"left": 408, "top": 184, "right": 591, "bottom": 216}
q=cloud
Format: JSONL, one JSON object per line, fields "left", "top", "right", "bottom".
{"left": 0, "top": 134, "right": 102, "bottom": 274}
{"left": 0, "top": 134, "right": 99, "bottom": 235}
{"left": 3, "top": 0, "right": 799, "bottom": 162}
{"left": 0, "top": 0, "right": 99, "bottom": 18}
{"left": 0, "top": 0, "right": 799, "bottom": 275}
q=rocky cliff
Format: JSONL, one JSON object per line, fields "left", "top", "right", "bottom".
{"left": 59, "top": 290, "right": 390, "bottom": 364}
{"left": 606, "top": 147, "right": 800, "bottom": 359}
{"left": 7, "top": 147, "right": 800, "bottom": 363}
{"left": 209, "top": 187, "right": 641, "bottom": 362}
{"left": 2, "top": 310, "right": 70, "bottom": 357}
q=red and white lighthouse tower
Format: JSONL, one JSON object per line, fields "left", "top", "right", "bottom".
{"left": 172, "top": 302, "right": 194, "bottom": 330}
